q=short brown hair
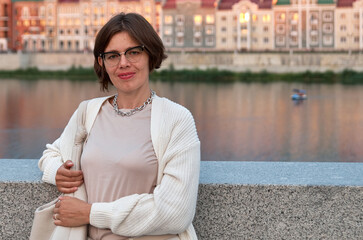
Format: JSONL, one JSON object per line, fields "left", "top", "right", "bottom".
{"left": 93, "top": 12, "right": 167, "bottom": 91}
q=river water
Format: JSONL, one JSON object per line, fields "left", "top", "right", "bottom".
{"left": 0, "top": 79, "right": 362, "bottom": 162}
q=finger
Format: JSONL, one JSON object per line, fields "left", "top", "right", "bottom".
{"left": 60, "top": 170, "right": 83, "bottom": 178}
{"left": 54, "top": 219, "right": 63, "bottom": 226}
{"left": 57, "top": 187, "right": 78, "bottom": 194}
{"left": 57, "top": 180, "right": 83, "bottom": 188}
{"left": 58, "top": 196, "right": 72, "bottom": 201}
{"left": 64, "top": 160, "right": 74, "bottom": 169}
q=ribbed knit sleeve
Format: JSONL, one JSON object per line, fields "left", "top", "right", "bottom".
{"left": 38, "top": 108, "right": 79, "bottom": 185}
{"left": 90, "top": 97, "right": 200, "bottom": 238}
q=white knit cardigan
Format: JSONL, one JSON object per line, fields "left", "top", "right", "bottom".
{"left": 38, "top": 95, "right": 201, "bottom": 240}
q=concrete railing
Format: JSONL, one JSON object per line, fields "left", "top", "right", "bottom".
{"left": 1, "top": 159, "right": 362, "bottom": 239}
{"left": 0, "top": 52, "right": 362, "bottom": 72}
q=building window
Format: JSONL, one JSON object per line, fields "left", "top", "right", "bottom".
{"left": 322, "top": 11, "right": 333, "bottom": 22}
{"left": 241, "top": 37, "right": 247, "bottom": 42}
{"left": 221, "top": 16, "right": 227, "bottom": 21}
{"left": 205, "top": 25, "right": 214, "bottom": 35}
{"left": 206, "top": 36, "right": 214, "bottom": 46}
{"left": 340, "top": 25, "right": 346, "bottom": 31}
{"left": 176, "top": 15, "right": 184, "bottom": 25}
{"left": 276, "top": 36, "right": 285, "bottom": 46}
{"left": 194, "top": 36, "right": 202, "bottom": 46}
{"left": 354, "top": 36, "right": 359, "bottom": 43}
{"left": 290, "top": 36, "right": 298, "bottom": 45}
{"left": 263, "top": 37, "right": 269, "bottom": 43}
{"left": 164, "top": 26, "right": 173, "bottom": 35}
{"left": 239, "top": 12, "right": 249, "bottom": 23}
{"left": 176, "top": 37, "right": 184, "bottom": 46}
{"left": 75, "top": 41, "right": 79, "bottom": 50}
{"left": 164, "top": 15, "right": 173, "bottom": 24}
{"left": 253, "top": 38, "right": 258, "bottom": 43}
{"left": 340, "top": 37, "right": 346, "bottom": 43}
{"left": 221, "top": 26, "right": 227, "bottom": 32}
{"left": 206, "top": 15, "right": 214, "bottom": 24}
{"left": 262, "top": 14, "right": 270, "bottom": 23}
{"left": 176, "top": 26, "right": 184, "bottom": 37}
{"left": 68, "top": 41, "right": 72, "bottom": 50}
{"left": 277, "top": 24, "right": 285, "bottom": 34}
{"left": 340, "top": 13, "right": 346, "bottom": 19}
{"left": 164, "top": 36, "right": 172, "bottom": 46}
{"left": 194, "top": 26, "right": 202, "bottom": 33}
{"left": 323, "top": 23, "right": 333, "bottom": 34}
{"left": 40, "top": 7, "right": 45, "bottom": 18}
{"left": 277, "top": 12, "right": 286, "bottom": 22}
{"left": 310, "top": 36, "right": 318, "bottom": 45}
{"left": 22, "top": 7, "right": 30, "bottom": 18}
{"left": 194, "top": 15, "right": 202, "bottom": 25}
{"left": 323, "top": 35, "right": 333, "bottom": 45}
{"left": 222, "top": 37, "right": 226, "bottom": 43}
{"left": 263, "top": 26, "right": 269, "bottom": 32}
{"left": 59, "top": 41, "right": 64, "bottom": 50}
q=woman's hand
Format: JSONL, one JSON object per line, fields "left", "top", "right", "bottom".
{"left": 53, "top": 196, "right": 91, "bottom": 227}
{"left": 55, "top": 160, "right": 84, "bottom": 193}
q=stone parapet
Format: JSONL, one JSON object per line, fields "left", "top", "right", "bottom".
{"left": 0, "top": 52, "right": 362, "bottom": 72}
{"left": 1, "top": 159, "right": 362, "bottom": 239}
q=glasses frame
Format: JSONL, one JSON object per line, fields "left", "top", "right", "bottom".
{"left": 100, "top": 45, "right": 145, "bottom": 66}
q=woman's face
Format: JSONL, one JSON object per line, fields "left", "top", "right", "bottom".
{"left": 99, "top": 31, "right": 150, "bottom": 95}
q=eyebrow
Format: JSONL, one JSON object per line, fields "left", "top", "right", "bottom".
{"left": 103, "top": 45, "right": 141, "bottom": 54}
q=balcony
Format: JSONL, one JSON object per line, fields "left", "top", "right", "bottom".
{"left": 310, "top": 19, "right": 318, "bottom": 25}
{"left": 310, "top": 30, "right": 318, "bottom": 36}
{"left": 176, "top": 32, "right": 184, "bottom": 37}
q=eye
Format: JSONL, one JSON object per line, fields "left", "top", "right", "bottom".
{"left": 105, "top": 53, "right": 119, "bottom": 60}
{"left": 128, "top": 49, "right": 142, "bottom": 55}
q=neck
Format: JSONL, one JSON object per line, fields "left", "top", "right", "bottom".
{"left": 115, "top": 88, "right": 151, "bottom": 109}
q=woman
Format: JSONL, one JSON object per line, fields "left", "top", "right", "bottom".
{"left": 38, "top": 12, "right": 200, "bottom": 240}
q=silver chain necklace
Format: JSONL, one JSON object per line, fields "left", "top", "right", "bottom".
{"left": 112, "top": 90, "right": 155, "bottom": 117}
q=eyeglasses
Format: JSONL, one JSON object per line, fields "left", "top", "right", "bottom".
{"left": 100, "top": 45, "right": 145, "bottom": 67}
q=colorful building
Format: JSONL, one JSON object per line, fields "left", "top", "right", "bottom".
{"left": 162, "top": 0, "right": 216, "bottom": 49}
{"left": 12, "top": 0, "right": 45, "bottom": 51}
{"left": 0, "top": 0, "right": 11, "bottom": 51}
{"left": 0, "top": 0, "right": 362, "bottom": 52}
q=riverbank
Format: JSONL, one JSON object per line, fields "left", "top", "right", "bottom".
{"left": 0, "top": 67, "right": 363, "bottom": 84}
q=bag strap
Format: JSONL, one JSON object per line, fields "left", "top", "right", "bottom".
{"left": 72, "top": 101, "right": 88, "bottom": 171}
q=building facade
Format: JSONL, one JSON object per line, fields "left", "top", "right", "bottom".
{"left": 0, "top": 0, "right": 362, "bottom": 52}
{"left": 162, "top": 0, "right": 216, "bottom": 49}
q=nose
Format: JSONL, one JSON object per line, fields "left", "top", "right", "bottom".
{"left": 118, "top": 54, "right": 130, "bottom": 68}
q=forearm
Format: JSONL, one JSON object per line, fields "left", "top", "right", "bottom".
{"left": 90, "top": 142, "right": 200, "bottom": 236}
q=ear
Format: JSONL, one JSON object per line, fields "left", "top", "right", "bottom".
{"left": 98, "top": 56, "right": 103, "bottom": 67}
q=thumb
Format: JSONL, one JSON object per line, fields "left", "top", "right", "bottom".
{"left": 64, "top": 160, "right": 74, "bottom": 169}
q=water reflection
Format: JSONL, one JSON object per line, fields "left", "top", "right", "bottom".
{"left": 0, "top": 79, "right": 362, "bottom": 162}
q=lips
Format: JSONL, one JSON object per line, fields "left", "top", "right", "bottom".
{"left": 118, "top": 72, "right": 135, "bottom": 80}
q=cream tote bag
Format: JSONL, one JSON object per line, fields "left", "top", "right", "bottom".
{"left": 30, "top": 101, "right": 88, "bottom": 240}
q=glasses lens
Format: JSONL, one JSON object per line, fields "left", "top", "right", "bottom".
{"left": 103, "top": 53, "right": 120, "bottom": 66}
{"left": 125, "top": 46, "right": 144, "bottom": 63}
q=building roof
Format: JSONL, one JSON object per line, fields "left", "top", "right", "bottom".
{"left": 58, "top": 0, "right": 80, "bottom": 3}
{"left": 218, "top": 0, "right": 272, "bottom": 9}
{"left": 163, "top": 0, "right": 176, "bottom": 8}
{"left": 275, "top": 0, "right": 290, "bottom": 5}
{"left": 12, "top": 0, "right": 43, "bottom": 2}
{"left": 336, "top": 0, "right": 356, "bottom": 7}
{"left": 317, "top": 0, "right": 335, "bottom": 3}
{"left": 202, "top": 0, "right": 216, "bottom": 7}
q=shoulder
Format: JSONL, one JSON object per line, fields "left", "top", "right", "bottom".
{"left": 153, "top": 96, "right": 194, "bottom": 122}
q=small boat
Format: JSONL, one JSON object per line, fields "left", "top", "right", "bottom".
{"left": 291, "top": 89, "right": 307, "bottom": 100}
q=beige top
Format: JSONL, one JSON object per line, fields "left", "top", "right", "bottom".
{"left": 81, "top": 101, "right": 157, "bottom": 240}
